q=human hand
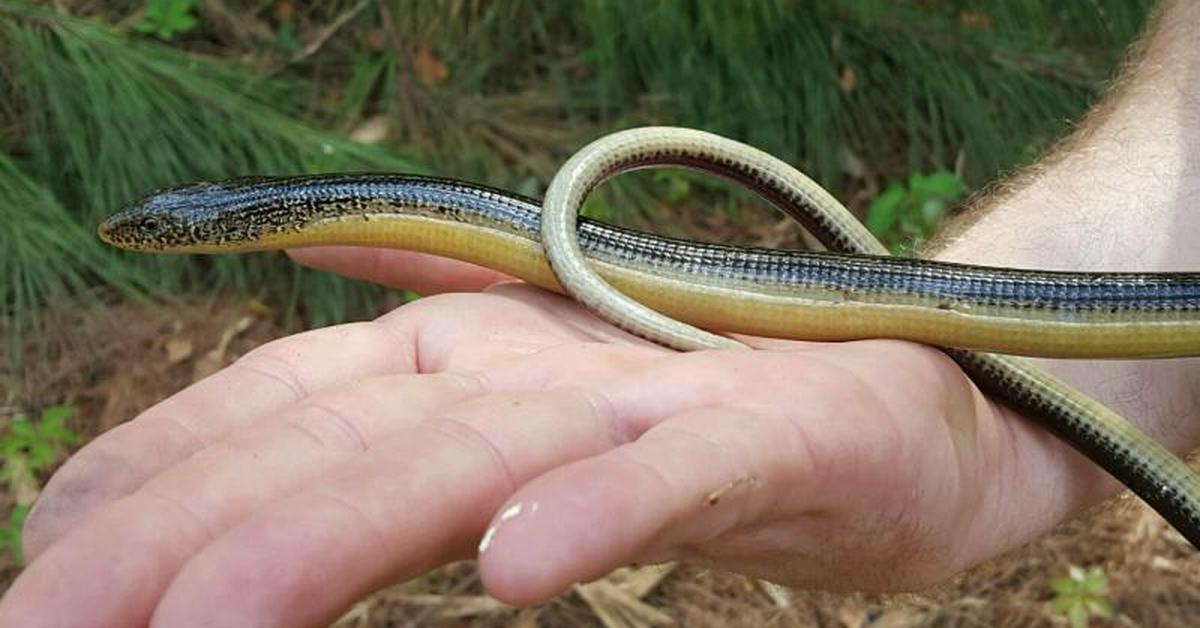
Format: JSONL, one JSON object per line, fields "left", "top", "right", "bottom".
{"left": 0, "top": 249, "right": 1120, "bottom": 627}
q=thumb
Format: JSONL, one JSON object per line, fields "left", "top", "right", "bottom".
{"left": 288, "top": 247, "right": 511, "bottom": 294}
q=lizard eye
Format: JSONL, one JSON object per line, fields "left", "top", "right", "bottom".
{"left": 143, "top": 217, "right": 160, "bottom": 231}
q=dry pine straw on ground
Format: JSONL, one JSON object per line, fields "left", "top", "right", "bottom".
{"left": 5, "top": 297, "right": 1200, "bottom": 627}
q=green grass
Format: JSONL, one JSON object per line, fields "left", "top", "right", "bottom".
{"left": 0, "top": 2, "right": 423, "bottom": 365}
{"left": 0, "top": 0, "right": 1156, "bottom": 376}
{"left": 577, "top": 0, "right": 1151, "bottom": 187}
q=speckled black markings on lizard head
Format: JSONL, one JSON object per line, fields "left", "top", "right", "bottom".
{"left": 100, "top": 175, "right": 537, "bottom": 250}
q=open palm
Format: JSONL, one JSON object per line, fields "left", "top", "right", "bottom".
{"left": 0, "top": 251, "right": 1115, "bottom": 627}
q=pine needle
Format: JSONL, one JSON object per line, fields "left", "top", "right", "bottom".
{"left": 0, "top": 1, "right": 425, "bottom": 365}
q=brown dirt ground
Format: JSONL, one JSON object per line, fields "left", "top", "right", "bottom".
{"left": 4, "top": 290, "right": 1200, "bottom": 627}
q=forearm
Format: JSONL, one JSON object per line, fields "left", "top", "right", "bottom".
{"left": 930, "top": 0, "right": 1200, "bottom": 452}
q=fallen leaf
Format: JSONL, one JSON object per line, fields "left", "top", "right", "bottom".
{"left": 193, "top": 315, "right": 256, "bottom": 380}
{"left": 165, "top": 337, "right": 194, "bottom": 365}
{"left": 246, "top": 298, "right": 274, "bottom": 318}
{"left": 759, "top": 580, "right": 792, "bottom": 608}
{"left": 575, "top": 576, "right": 674, "bottom": 628}
{"left": 839, "top": 66, "right": 857, "bottom": 92}
{"left": 412, "top": 43, "right": 449, "bottom": 86}
{"left": 350, "top": 115, "right": 391, "bottom": 144}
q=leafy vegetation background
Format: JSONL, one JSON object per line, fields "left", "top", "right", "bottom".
{"left": 0, "top": 0, "right": 1155, "bottom": 365}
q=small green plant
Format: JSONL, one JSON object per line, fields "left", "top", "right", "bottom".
{"left": 866, "top": 170, "right": 966, "bottom": 255}
{"left": 2, "top": 405, "right": 80, "bottom": 477}
{"left": 135, "top": 0, "right": 200, "bottom": 40}
{"left": 1048, "top": 565, "right": 1114, "bottom": 627}
{"left": 1, "top": 405, "right": 80, "bottom": 564}
{"left": 0, "top": 505, "right": 30, "bottom": 565}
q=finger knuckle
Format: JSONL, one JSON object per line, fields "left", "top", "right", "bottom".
{"left": 287, "top": 402, "right": 370, "bottom": 452}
